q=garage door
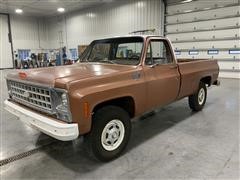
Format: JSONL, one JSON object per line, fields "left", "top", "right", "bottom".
{"left": 0, "top": 14, "right": 13, "bottom": 69}
{"left": 165, "top": 0, "right": 240, "bottom": 79}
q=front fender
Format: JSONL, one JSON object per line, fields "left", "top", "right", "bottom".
{"left": 69, "top": 84, "right": 146, "bottom": 135}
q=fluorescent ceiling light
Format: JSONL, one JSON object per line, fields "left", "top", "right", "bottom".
{"left": 184, "top": 10, "right": 193, "bottom": 13}
{"left": 87, "top": 12, "right": 96, "bottom": 18}
{"left": 137, "top": 1, "right": 145, "bottom": 8}
{"left": 203, "top": 7, "right": 211, "bottom": 10}
{"left": 181, "top": 0, "right": 193, "bottom": 3}
{"left": 15, "top": 9, "right": 23, "bottom": 14}
{"left": 57, "top": 7, "right": 65, "bottom": 13}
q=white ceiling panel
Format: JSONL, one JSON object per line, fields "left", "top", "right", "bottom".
{"left": 0, "top": 0, "right": 115, "bottom": 17}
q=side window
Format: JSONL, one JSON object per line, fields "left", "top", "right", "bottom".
{"left": 146, "top": 40, "right": 173, "bottom": 65}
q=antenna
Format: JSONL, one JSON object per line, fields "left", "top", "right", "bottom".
{"left": 129, "top": 28, "right": 156, "bottom": 35}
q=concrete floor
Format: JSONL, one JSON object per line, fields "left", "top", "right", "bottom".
{"left": 0, "top": 69, "right": 239, "bottom": 179}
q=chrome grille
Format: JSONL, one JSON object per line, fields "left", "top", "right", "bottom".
{"left": 8, "top": 80, "right": 53, "bottom": 113}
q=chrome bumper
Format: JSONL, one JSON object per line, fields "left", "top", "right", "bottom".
{"left": 4, "top": 100, "right": 79, "bottom": 141}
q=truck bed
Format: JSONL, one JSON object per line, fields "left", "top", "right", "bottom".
{"left": 177, "top": 58, "right": 211, "bottom": 63}
{"left": 177, "top": 59, "right": 219, "bottom": 99}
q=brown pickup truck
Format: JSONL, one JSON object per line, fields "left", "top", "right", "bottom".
{"left": 4, "top": 35, "right": 220, "bottom": 161}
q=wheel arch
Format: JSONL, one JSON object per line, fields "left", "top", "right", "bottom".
{"left": 200, "top": 76, "right": 212, "bottom": 87}
{"left": 92, "top": 96, "right": 135, "bottom": 118}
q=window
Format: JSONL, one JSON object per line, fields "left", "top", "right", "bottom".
{"left": 208, "top": 50, "right": 219, "bottom": 55}
{"left": 116, "top": 42, "right": 142, "bottom": 60}
{"left": 146, "top": 40, "right": 173, "bottom": 65}
{"left": 229, "top": 50, "right": 240, "bottom": 54}
{"left": 189, "top": 50, "right": 199, "bottom": 55}
{"left": 88, "top": 43, "right": 111, "bottom": 61}
{"left": 18, "top": 50, "right": 30, "bottom": 61}
{"left": 175, "top": 50, "right": 181, "bottom": 55}
{"left": 69, "top": 48, "right": 78, "bottom": 60}
{"left": 81, "top": 37, "right": 144, "bottom": 65}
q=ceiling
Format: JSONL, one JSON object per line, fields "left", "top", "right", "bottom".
{"left": 0, "top": 0, "right": 194, "bottom": 17}
{"left": 0, "top": 0, "right": 114, "bottom": 17}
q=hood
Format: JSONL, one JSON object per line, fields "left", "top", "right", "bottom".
{"left": 6, "top": 63, "right": 136, "bottom": 88}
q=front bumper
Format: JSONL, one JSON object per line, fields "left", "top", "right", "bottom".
{"left": 4, "top": 100, "right": 79, "bottom": 141}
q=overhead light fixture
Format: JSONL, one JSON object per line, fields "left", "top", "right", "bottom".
{"left": 181, "top": 0, "right": 193, "bottom": 3}
{"left": 57, "top": 7, "right": 65, "bottom": 13}
{"left": 15, "top": 9, "right": 23, "bottom": 14}
{"left": 137, "top": 1, "right": 145, "bottom": 8}
{"left": 203, "top": 7, "right": 211, "bottom": 10}
{"left": 184, "top": 10, "right": 193, "bottom": 13}
{"left": 87, "top": 12, "right": 96, "bottom": 18}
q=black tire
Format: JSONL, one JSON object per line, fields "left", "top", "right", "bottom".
{"left": 188, "top": 81, "right": 207, "bottom": 111}
{"left": 84, "top": 105, "right": 131, "bottom": 162}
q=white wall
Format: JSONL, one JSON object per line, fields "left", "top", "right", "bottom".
{"left": 1, "top": 0, "right": 163, "bottom": 68}
{"left": 11, "top": 15, "right": 49, "bottom": 53}
{"left": 0, "top": 15, "right": 13, "bottom": 69}
{"left": 46, "top": 0, "right": 164, "bottom": 50}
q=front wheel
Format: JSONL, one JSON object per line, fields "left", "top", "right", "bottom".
{"left": 188, "top": 81, "right": 207, "bottom": 111}
{"left": 84, "top": 106, "right": 131, "bottom": 162}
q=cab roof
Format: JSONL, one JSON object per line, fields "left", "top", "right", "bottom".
{"left": 95, "top": 35, "right": 165, "bottom": 41}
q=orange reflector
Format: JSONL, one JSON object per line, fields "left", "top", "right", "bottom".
{"left": 19, "top": 72, "right": 27, "bottom": 79}
{"left": 83, "top": 102, "right": 90, "bottom": 118}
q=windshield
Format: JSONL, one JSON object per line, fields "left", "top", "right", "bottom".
{"left": 80, "top": 37, "right": 144, "bottom": 65}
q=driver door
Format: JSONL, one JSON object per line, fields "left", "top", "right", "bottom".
{"left": 143, "top": 38, "right": 180, "bottom": 110}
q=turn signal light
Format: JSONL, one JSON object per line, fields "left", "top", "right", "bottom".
{"left": 19, "top": 72, "right": 27, "bottom": 79}
{"left": 83, "top": 102, "right": 90, "bottom": 119}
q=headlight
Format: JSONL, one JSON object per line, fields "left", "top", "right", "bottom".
{"left": 8, "top": 90, "right": 12, "bottom": 98}
{"left": 52, "top": 89, "right": 72, "bottom": 123}
{"left": 56, "top": 93, "right": 68, "bottom": 113}
{"left": 61, "top": 93, "right": 68, "bottom": 106}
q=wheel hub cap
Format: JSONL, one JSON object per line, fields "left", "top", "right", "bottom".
{"left": 101, "top": 119, "right": 125, "bottom": 151}
{"left": 198, "top": 88, "right": 205, "bottom": 105}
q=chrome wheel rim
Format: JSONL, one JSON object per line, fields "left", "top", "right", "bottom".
{"left": 101, "top": 119, "right": 125, "bottom": 151}
{"left": 198, "top": 88, "right": 205, "bottom": 105}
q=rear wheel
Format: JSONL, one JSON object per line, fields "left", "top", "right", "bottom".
{"left": 188, "top": 82, "right": 207, "bottom": 111}
{"left": 84, "top": 106, "right": 131, "bottom": 162}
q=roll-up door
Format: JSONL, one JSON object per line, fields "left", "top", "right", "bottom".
{"left": 165, "top": 0, "right": 240, "bottom": 79}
